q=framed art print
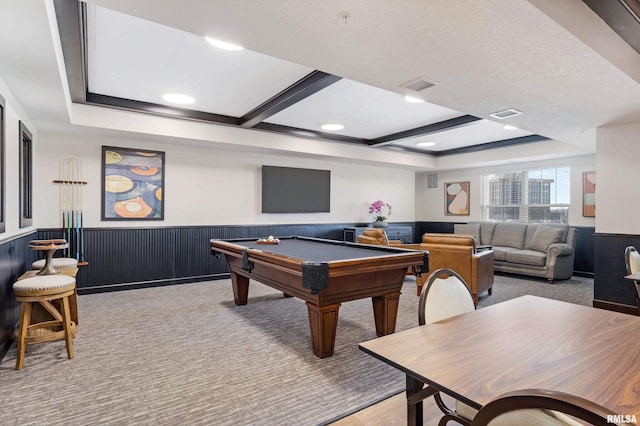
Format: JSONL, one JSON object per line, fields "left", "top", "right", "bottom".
{"left": 444, "top": 181, "right": 470, "bottom": 215}
{"left": 583, "top": 171, "right": 595, "bottom": 217}
{"left": 102, "top": 146, "right": 165, "bottom": 220}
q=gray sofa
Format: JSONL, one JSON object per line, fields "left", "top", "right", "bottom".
{"left": 454, "top": 221, "right": 577, "bottom": 283}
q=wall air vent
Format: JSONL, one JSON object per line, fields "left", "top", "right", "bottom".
{"left": 489, "top": 108, "right": 522, "bottom": 119}
{"left": 404, "top": 79, "right": 435, "bottom": 92}
{"left": 427, "top": 173, "right": 438, "bottom": 189}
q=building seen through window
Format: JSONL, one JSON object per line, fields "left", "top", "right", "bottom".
{"left": 482, "top": 167, "right": 570, "bottom": 223}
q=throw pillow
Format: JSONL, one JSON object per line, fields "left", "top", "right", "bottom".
{"left": 453, "top": 224, "right": 481, "bottom": 243}
{"left": 491, "top": 222, "right": 528, "bottom": 248}
{"left": 525, "top": 225, "right": 565, "bottom": 252}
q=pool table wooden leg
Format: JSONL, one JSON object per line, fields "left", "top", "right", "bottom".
{"left": 230, "top": 272, "right": 249, "bottom": 305}
{"left": 306, "top": 302, "right": 340, "bottom": 358}
{"left": 372, "top": 291, "right": 401, "bottom": 337}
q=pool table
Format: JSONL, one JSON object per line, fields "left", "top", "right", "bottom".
{"left": 211, "top": 236, "right": 428, "bottom": 358}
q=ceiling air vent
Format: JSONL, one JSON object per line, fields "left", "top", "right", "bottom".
{"left": 404, "top": 79, "right": 435, "bottom": 92}
{"left": 489, "top": 108, "right": 522, "bottom": 119}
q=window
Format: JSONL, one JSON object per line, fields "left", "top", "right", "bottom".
{"left": 0, "top": 93, "right": 5, "bottom": 233}
{"left": 482, "top": 167, "right": 570, "bottom": 223}
{"left": 19, "top": 121, "right": 33, "bottom": 228}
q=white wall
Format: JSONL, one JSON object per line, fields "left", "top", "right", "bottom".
{"left": 0, "top": 77, "right": 37, "bottom": 242}
{"left": 34, "top": 132, "right": 416, "bottom": 228}
{"left": 596, "top": 121, "right": 640, "bottom": 234}
{"left": 415, "top": 154, "right": 596, "bottom": 226}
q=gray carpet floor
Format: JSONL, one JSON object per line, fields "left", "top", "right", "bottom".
{"left": 0, "top": 274, "right": 593, "bottom": 425}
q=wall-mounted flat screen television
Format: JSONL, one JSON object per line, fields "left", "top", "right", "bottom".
{"left": 261, "top": 166, "right": 330, "bottom": 213}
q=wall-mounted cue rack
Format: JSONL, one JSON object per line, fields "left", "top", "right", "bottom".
{"left": 54, "top": 157, "right": 88, "bottom": 265}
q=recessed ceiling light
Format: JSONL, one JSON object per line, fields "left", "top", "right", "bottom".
{"left": 205, "top": 37, "right": 244, "bottom": 51}
{"left": 404, "top": 95, "right": 425, "bottom": 103}
{"left": 416, "top": 141, "right": 436, "bottom": 147}
{"left": 321, "top": 124, "right": 344, "bottom": 131}
{"left": 162, "top": 93, "right": 194, "bottom": 105}
{"left": 503, "top": 124, "right": 518, "bottom": 130}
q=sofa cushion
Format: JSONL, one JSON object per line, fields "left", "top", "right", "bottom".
{"left": 454, "top": 224, "right": 480, "bottom": 242}
{"left": 476, "top": 222, "right": 497, "bottom": 245}
{"left": 525, "top": 225, "right": 565, "bottom": 253}
{"left": 505, "top": 249, "right": 547, "bottom": 267}
{"left": 492, "top": 246, "right": 518, "bottom": 262}
{"left": 524, "top": 224, "right": 540, "bottom": 248}
{"left": 492, "top": 222, "right": 528, "bottom": 249}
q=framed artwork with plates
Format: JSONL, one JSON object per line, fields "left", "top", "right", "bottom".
{"left": 101, "top": 146, "right": 165, "bottom": 220}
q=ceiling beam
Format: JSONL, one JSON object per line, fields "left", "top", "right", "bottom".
{"left": 433, "top": 134, "right": 550, "bottom": 156}
{"left": 367, "top": 115, "right": 482, "bottom": 146}
{"left": 240, "top": 71, "right": 342, "bottom": 128}
{"left": 254, "top": 122, "right": 366, "bottom": 144}
{"left": 86, "top": 93, "right": 242, "bottom": 125}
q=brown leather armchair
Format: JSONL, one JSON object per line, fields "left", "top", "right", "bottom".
{"left": 357, "top": 229, "right": 420, "bottom": 280}
{"left": 356, "top": 229, "right": 402, "bottom": 246}
{"left": 403, "top": 233, "right": 494, "bottom": 305}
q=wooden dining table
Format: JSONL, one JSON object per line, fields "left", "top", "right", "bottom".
{"left": 359, "top": 295, "right": 640, "bottom": 425}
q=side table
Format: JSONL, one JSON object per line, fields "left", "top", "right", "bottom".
{"left": 29, "top": 239, "right": 69, "bottom": 275}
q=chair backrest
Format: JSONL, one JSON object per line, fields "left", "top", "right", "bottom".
{"left": 625, "top": 246, "right": 640, "bottom": 275}
{"left": 624, "top": 246, "right": 640, "bottom": 304}
{"left": 470, "top": 389, "right": 629, "bottom": 426}
{"left": 357, "top": 229, "right": 390, "bottom": 245}
{"left": 418, "top": 268, "right": 475, "bottom": 325}
{"left": 422, "top": 233, "right": 476, "bottom": 248}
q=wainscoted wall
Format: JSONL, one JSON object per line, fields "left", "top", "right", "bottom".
{"left": 6, "top": 223, "right": 424, "bottom": 356}
{"left": 573, "top": 226, "right": 595, "bottom": 276}
{"left": 0, "top": 232, "right": 38, "bottom": 359}
{"left": 0, "top": 222, "right": 602, "bottom": 358}
{"left": 593, "top": 233, "right": 640, "bottom": 314}
{"left": 38, "top": 222, "right": 416, "bottom": 293}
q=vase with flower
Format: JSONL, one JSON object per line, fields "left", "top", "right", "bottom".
{"left": 369, "top": 200, "right": 392, "bottom": 228}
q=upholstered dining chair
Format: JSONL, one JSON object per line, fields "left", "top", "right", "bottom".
{"left": 470, "top": 389, "right": 627, "bottom": 426}
{"left": 624, "top": 246, "right": 640, "bottom": 313}
{"left": 414, "top": 268, "right": 477, "bottom": 426}
{"left": 418, "top": 268, "right": 475, "bottom": 326}
{"left": 416, "top": 269, "right": 591, "bottom": 426}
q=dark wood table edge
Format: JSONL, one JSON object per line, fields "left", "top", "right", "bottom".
{"left": 358, "top": 342, "right": 481, "bottom": 426}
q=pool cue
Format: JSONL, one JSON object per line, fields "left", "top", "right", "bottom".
{"left": 74, "top": 158, "right": 80, "bottom": 261}
{"left": 59, "top": 160, "right": 64, "bottom": 255}
{"left": 66, "top": 159, "right": 72, "bottom": 257}
{"left": 62, "top": 159, "right": 69, "bottom": 257}
{"left": 71, "top": 158, "right": 75, "bottom": 260}
{"left": 78, "top": 158, "right": 85, "bottom": 263}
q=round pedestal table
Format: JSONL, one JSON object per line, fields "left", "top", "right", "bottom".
{"left": 29, "top": 239, "right": 69, "bottom": 275}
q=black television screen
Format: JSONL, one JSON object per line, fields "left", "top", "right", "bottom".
{"left": 261, "top": 166, "right": 330, "bottom": 213}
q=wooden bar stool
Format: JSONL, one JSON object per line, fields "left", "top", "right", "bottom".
{"left": 13, "top": 275, "right": 77, "bottom": 370}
